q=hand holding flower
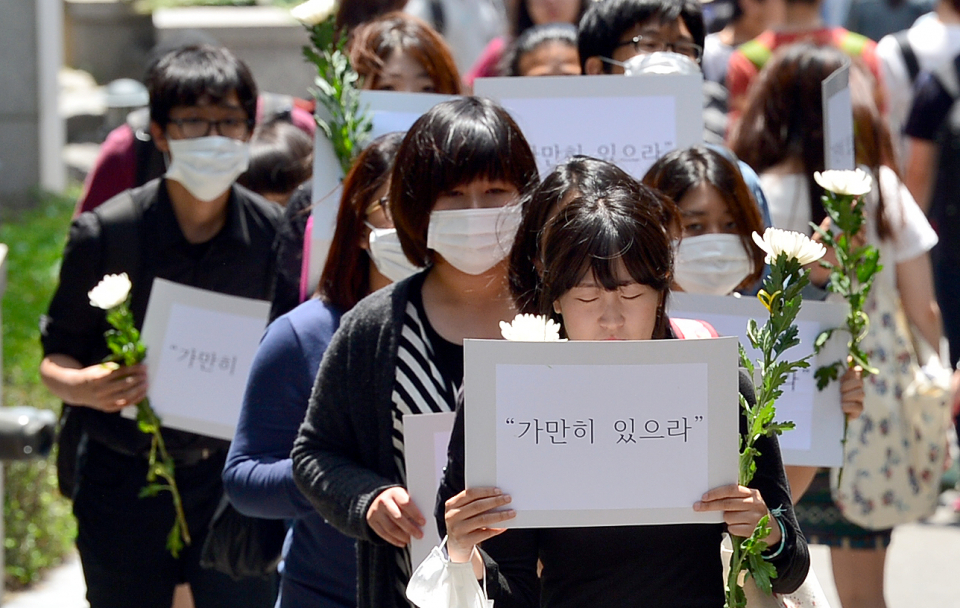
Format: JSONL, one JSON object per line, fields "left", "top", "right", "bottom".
{"left": 75, "top": 362, "right": 148, "bottom": 413}
{"left": 694, "top": 484, "right": 781, "bottom": 547}
{"left": 840, "top": 366, "right": 865, "bottom": 420}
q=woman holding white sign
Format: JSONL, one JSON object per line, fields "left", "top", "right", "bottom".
{"left": 732, "top": 44, "right": 943, "bottom": 608}
{"left": 291, "top": 97, "right": 539, "bottom": 608}
{"left": 432, "top": 167, "right": 810, "bottom": 606}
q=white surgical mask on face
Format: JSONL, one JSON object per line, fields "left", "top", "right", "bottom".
{"left": 623, "top": 51, "right": 701, "bottom": 76}
{"left": 165, "top": 136, "right": 250, "bottom": 202}
{"left": 426, "top": 205, "right": 523, "bottom": 275}
{"left": 366, "top": 224, "right": 422, "bottom": 283}
{"left": 673, "top": 233, "right": 753, "bottom": 295}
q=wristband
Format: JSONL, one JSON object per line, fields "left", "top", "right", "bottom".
{"left": 761, "top": 514, "right": 787, "bottom": 561}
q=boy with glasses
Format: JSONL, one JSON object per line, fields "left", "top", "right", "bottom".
{"left": 40, "top": 45, "right": 284, "bottom": 608}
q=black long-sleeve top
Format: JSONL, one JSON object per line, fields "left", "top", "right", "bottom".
{"left": 437, "top": 368, "right": 810, "bottom": 607}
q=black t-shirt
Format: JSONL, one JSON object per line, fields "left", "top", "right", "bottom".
{"left": 408, "top": 277, "right": 465, "bottom": 389}
{"left": 41, "top": 178, "right": 283, "bottom": 458}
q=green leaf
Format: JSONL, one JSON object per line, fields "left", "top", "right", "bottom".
{"left": 166, "top": 521, "right": 183, "bottom": 559}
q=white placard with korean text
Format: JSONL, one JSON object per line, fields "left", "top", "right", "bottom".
{"left": 668, "top": 292, "right": 849, "bottom": 466}
{"left": 404, "top": 412, "right": 456, "bottom": 569}
{"left": 474, "top": 74, "right": 704, "bottom": 180}
{"left": 308, "top": 91, "right": 459, "bottom": 291}
{"left": 822, "top": 64, "right": 854, "bottom": 171}
{"left": 464, "top": 337, "right": 738, "bottom": 528}
{"left": 136, "top": 279, "right": 270, "bottom": 440}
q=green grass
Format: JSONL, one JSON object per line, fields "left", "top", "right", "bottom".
{"left": 1, "top": 189, "right": 79, "bottom": 588}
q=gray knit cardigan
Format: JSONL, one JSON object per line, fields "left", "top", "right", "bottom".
{"left": 292, "top": 273, "right": 424, "bottom": 608}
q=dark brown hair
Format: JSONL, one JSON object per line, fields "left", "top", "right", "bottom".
{"left": 510, "top": 156, "right": 643, "bottom": 313}
{"left": 349, "top": 12, "right": 461, "bottom": 95}
{"left": 318, "top": 132, "right": 404, "bottom": 311}
{"left": 390, "top": 97, "right": 539, "bottom": 266}
{"left": 731, "top": 43, "right": 890, "bottom": 237}
{"left": 537, "top": 177, "right": 680, "bottom": 340}
{"left": 643, "top": 146, "right": 765, "bottom": 289}
{"left": 336, "top": 0, "right": 408, "bottom": 34}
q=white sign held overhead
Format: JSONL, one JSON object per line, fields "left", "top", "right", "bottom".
{"left": 136, "top": 279, "right": 270, "bottom": 440}
{"left": 474, "top": 73, "right": 704, "bottom": 179}
{"left": 823, "top": 64, "right": 855, "bottom": 171}
{"left": 668, "top": 292, "right": 849, "bottom": 466}
{"left": 308, "top": 91, "right": 458, "bottom": 292}
{"left": 464, "top": 337, "right": 739, "bottom": 528}
{"left": 404, "top": 412, "right": 456, "bottom": 570}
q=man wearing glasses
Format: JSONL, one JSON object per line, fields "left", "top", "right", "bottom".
{"left": 577, "top": 0, "right": 738, "bottom": 145}
{"left": 40, "top": 45, "right": 282, "bottom": 608}
{"left": 578, "top": 0, "right": 706, "bottom": 76}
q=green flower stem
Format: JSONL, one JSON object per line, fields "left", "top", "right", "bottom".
{"left": 136, "top": 398, "right": 191, "bottom": 556}
{"left": 103, "top": 300, "right": 190, "bottom": 557}
{"left": 812, "top": 189, "right": 882, "bottom": 487}
{"left": 727, "top": 252, "right": 811, "bottom": 608}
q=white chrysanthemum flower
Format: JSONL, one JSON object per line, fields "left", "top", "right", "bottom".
{"left": 813, "top": 169, "right": 873, "bottom": 197}
{"left": 88, "top": 273, "right": 132, "bottom": 310}
{"left": 499, "top": 314, "right": 565, "bottom": 341}
{"left": 290, "top": 0, "right": 337, "bottom": 26}
{"left": 752, "top": 228, "right": 826, "bottom": 266}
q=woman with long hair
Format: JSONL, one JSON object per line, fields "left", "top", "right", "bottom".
{"left": 731, "top": 42, "right": 942, "bottom": 608}
{"left": 223, "top": 132, "right": 408, "bottom": 608}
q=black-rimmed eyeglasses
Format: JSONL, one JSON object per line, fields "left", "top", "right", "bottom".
{"left": 614, "top": 34, "right": 703, "bottom": 62}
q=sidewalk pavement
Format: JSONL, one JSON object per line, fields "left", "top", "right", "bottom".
{"left": 5, "top": 492, "right": 960, "bottom": 607}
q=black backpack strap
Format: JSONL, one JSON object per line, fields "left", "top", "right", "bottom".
{"left": 429, "top": 0, "right": 445, "bottom": 33}
{"left": 894, "top": 30, "right": 920, "bottom": 83}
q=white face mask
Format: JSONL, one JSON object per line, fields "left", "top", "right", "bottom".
{"left": 165, "top": 136, "right": 250, "bottom": 202}
{"left": 366, "top": 224, "right": 422, "bottom": 283}
{"left": 623, "top": 51, "right": 701, "bottom": 76}
{"left": 426, "top": 205, "right": 523, "bottom": 275}
{"left": 673, "top": 233, "right": 753, "bottom": 295}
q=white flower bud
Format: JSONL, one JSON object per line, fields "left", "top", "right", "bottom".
{"left": 499, "top": 314, "right": 565, "bottom": 342}
{"left": 290, "top": 0, "right": 338, "bottom": 26}
{"left": 751, "top": 228, "right": 827, "bottom": 266}
{"left": 88, "top": 273, "right": 132, "bottom": 310}
{"left": 813, "top": 169, "right": 873, "bottom": 197}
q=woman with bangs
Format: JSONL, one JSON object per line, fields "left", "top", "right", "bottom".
{"left": 291, "top": 97, "right": 539, "bottom": 608}
{"left": 434, "top": 164, "right": 809, "bottom": 606}
{"left": 349, "top": 12, "right": 462, "bottom": 94}
{"left": 270, "top": 11, "right": 461, "bottom": 320}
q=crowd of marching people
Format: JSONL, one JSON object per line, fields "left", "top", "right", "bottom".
{"left": 37, "top": 0, "right": 960, "bottom": 606}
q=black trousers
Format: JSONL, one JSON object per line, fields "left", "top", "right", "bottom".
{"left": 73, "top": 439, "right": 276, "bottom": 608}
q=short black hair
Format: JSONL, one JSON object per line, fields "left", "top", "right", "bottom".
{"left": 577, "top": 0, "right": 705, "bottom": 72}
{"left": 500, "top": 23, "right": 579, "bottom": 77}
{"left": 389, "top": 97, "right": 539, "bottom": 266}
{"left": 238, "top": 119, "right": 313, "bottom": 198}
{"left": 148, "top": 44, "right": 258, "bottom": 130}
